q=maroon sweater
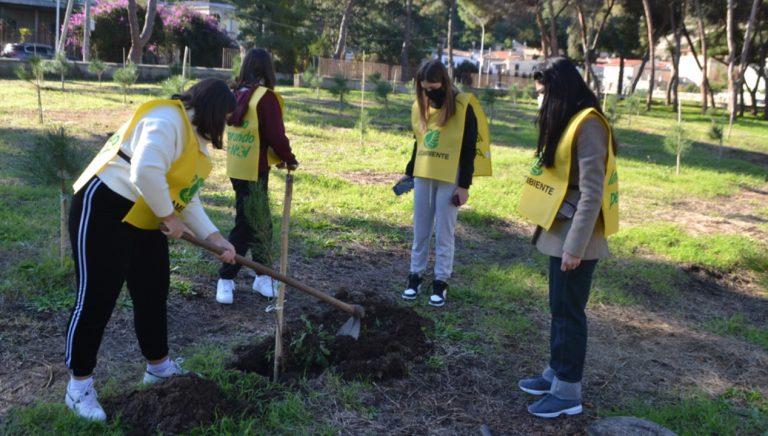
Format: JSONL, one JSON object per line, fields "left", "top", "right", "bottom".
{"left": 227, "top": 86, "right": 298, "bottom": 175}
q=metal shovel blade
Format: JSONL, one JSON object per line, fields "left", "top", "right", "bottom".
{"left": 337, "top": 316, "right": 361, "bottom": 339}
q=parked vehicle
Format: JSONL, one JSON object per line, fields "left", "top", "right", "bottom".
{"left": 1, "top": 43, "right": 55, "bottom": 60}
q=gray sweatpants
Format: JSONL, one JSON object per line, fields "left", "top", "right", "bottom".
{"left": 410, "top": 177, "right": 459, "bottom": 281}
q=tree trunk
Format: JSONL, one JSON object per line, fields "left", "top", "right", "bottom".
{"left": 535, "top": 3, "right": 550, "bottom": 57}
{"left": 447, "top": 0, "right": 456, "bottom": 78}
{"left": 576, "top": 3, "right": 591, "bottom": 87}
{"left": 671, "top": 1, "right": 684, "bottom": 111}
{"left": 692, "top": 0, "right": 709, "bottom": 113}
{"left": 617, "top": 55, "right": 625, "bottom": 95}
{"left": 400, "top": 0, "right": 412, "bottom": 80}
{"left": 83, "top": 0, "right": 90, "bottom": 61}
{"left": 333, "top": 0, "right": 355, "bottom": 60}
{"left": 641, "top": 0, "right": 655, "bottom": 111}
{"left": 547, "top": 0, "right": 558, "bottom": 56}
{"left": 630, "top": 54, "right": 648, "bottom": 94}
{"left": 746, "top": 75, "right": 760, "bottom": 115}
{"left": 126, "top": 0, "right": 157, "bottom": 65}
{"left": 57, "top": 0, "right": 75, "bottom": 54}
{"left": 727, "top": 0, "right": 761, "bottom": 132}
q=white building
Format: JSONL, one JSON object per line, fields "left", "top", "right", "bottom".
{"left": 179, "top": 1, "right": 239, "bottom": 41}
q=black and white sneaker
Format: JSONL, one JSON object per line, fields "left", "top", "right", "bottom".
{"left": 429, "top": 280, "right": 448, "bottom": 307}
{"left": 401, "top": 273, "right": 422, "bottom": 300}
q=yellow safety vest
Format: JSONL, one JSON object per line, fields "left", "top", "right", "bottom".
{"left": 73, "top": 99, "right": 213, "bottom": 230}
{"left": 517, "top": 108, "right": 619, "bottom": 236}
{"left": 225, "top": 87, "right": 284, "bottom": 181}
{"left": 410, "top": 93, "right": 492, "bottom": 183}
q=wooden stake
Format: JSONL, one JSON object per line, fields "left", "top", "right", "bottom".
{"left": 273, "top": 171, "right": 293, "bottom": 382}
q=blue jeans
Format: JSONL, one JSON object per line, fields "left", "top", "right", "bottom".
{"left": 548, "top": 256, "right": 598, "bottom": 383}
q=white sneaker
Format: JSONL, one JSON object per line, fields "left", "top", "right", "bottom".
{"left": 143, "top": 358, "right": 185, "bottom": 384}
{"left": 65, "top": 384, "right": 107, "bottom": 422}
{"left": 216, "top": 279, "right": 234, "bottom": 304}
{"left": 252, "top": 275, "right": 277, "bottom": 298}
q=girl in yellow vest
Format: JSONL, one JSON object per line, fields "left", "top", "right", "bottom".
{"left": 516, "top": 58, "right": 619, "bottom": 418}
{"left": 399, "top": 60, "right": 481, "bottom": 307}
{"left": 64, "top": 79, "right": 237, "bottom": 422}
{"left": 215, "top": 48, "right": 299, "bottom": 304}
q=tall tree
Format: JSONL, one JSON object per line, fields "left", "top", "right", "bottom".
{"left": 727, "top": 0, "right": 761, "bottom": 131}
{"left": 574, "top": 0, "right": 616, "bottom": 91}
{"left": 334, "top": 0, "right": 355, "bottom": 59}
{"left": 400, "top": 0, "right": 413, "bottom": 77}
{"left": 692, "top": 0, "right": 710, "bottom": 113}
{"left": 126, "top": 0, "right": 157, "bottom": 64}
{"left": 665, "top": 0, "right": 684, "bottom": 110}
{"left": 641, "top": 0, "right": 655, "bottom": 110}
{"left": 57, "top": 0, "right": 76, "bottom": 54}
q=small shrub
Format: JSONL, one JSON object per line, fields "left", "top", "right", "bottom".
{"left": 15, "top": 55, "right": 45, "bottom": 123}
{"left": 45, "top": 53, "right": 73, "bottom": 91}
{"left": 113, "top": 63, "right": 139, "bottom": 104}
{"left": 160, "top": 74, "right": 188, "bottom": 98}
{"left": 604, "top": 94, "right": 621, "bottom": 125}
{"left": 328, "top": 74, "right": 349, "bottom": 111}
{"left": 524, "top": 84, "right": 537, "bottom": 99}
{"left": 301, "top": 66, "right": 322, "bottom": 99}
{"left": 87, "top": 57, "right": 108, "bottom": 86}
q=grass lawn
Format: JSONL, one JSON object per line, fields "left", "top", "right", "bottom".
{"left": 0, "top": 77, "right": 766, "bottom": 435}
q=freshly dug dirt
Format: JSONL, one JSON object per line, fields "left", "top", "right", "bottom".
{"left": 107, "top": 374, "right": 239, "bottom": 435}
{"left": 231, "top": 299, "right": 434, "bottom": 382}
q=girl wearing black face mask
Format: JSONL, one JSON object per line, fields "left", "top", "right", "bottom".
{"left": 398, "top": 59, "right": 491, "bottom": 308}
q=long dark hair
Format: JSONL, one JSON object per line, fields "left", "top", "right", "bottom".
{"left": 534, "top": 57, "right": 616, "bottom": 167}
{"left": 174, "top": 78, "right": 236, "bottom": 149}
{"left": 233, "top": 48, "right": 276, "bottom": 90}
{"left": 414, "top": 60, "right": 458, "bottom": 130}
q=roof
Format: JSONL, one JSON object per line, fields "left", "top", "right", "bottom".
{"left": 0, "top": 0, "right": 84, "bottom": 8}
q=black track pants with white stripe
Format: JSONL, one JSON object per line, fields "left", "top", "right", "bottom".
{"left": 65, "top": 177, "right": 170, "bottom": 377}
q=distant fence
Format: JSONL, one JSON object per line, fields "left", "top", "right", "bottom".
{"left": 317, "top": 57, "right": 537, "bottom": 89}
{"left": 317, "top": 57, "right": 418, "bottom": 82}
{"left": 222, "top": 48, "right": 239, "bottom": 69}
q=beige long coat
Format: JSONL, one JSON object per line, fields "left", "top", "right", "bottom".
{"left": 534, "top": 114, "right": 611, "bottom": 260}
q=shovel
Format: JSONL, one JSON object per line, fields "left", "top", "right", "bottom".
{"left": 177, "top": 231, "right": 365, "bottom": 338}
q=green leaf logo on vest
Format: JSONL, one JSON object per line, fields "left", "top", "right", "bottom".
{"left": 424, "top": 129, "right": 440, "bottom": 150}
{"left": 179, "top": 175, "right": 205, "bottom": 204}
{"left": 530, "top": 162, "right": 543, "bottom": 176}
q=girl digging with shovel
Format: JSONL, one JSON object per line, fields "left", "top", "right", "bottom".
{"left": 64, "top": 79, "right": 237, "bottom": 422}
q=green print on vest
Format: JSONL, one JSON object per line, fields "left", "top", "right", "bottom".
{"left": 241, "top": 120, "right": 249, "bottom": 128}
{"left": 608, "top": 170, "right": 618, "bottom": 185}
{"left": 228, "top": 143, "right": 252, "bottom": 158}
{"left": 530, "top": 162, "right": 543, "bottom": 176}
{"left": 609, "top": 191, "right": 619, "bottom": 209}
{"left": 424, "top": 130, "right": 440, "bottom": 150}
{"left": 179, "top": 175, "right": 205, "bottom": 204}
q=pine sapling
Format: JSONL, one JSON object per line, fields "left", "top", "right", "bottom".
{"left": 113, "top": 63, "right": 139, "bottom": 104}
{"left": 46, "top": 53, "right": 72, "bottom": 91}
{"left": 15, "top": 55, "right": 45, "bottom": 123}
{"left": 663, "top": 103, "right": 692, "bottom": 175}
{"left": 87, "top": 57, "right": 107, "bottom": 86}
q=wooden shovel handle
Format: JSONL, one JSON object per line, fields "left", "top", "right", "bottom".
{"left": 180, "top": 232, "right": 365, "bottom": 318}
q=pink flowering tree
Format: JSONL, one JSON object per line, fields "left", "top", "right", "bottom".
{"left": 159, "top": 3, "right": 234, "bottom": 67}
{"left": 67, "top": 0, "right": 163, "bottom": 63}
{"left": 66, "top": 0, "right": 231, "bottom": 66}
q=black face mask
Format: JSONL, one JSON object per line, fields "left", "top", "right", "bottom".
{"left": 424, "top": 88, "right": 446, "bottom": 105}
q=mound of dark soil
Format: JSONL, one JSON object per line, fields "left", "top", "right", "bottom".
{"left": 109, "top": 374, "right": 239, "bottom": 435}
{"left": 231, "top": 300, "right": 433, "bottom": 381}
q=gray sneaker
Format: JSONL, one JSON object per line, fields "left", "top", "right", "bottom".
{"left": 518, "top": 375, "right": 551, "bottom": 395}
{"left": 527, "top": 394, "right": 582, "bottom": 418}
{"left": 143, "top": 358, "right": 186, "bottom": 384}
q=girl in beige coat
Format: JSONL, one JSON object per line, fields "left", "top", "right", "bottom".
{"left": 517, "top": 57, "right": 618, "bottom": 418}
